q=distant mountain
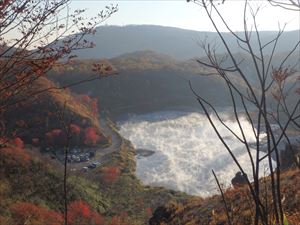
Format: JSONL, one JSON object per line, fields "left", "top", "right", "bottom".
{"left": 50, "top": 50, "right": 249, "bottom": 118}
{"left": 74, "top": 25, "right": 300, "bottom": 60}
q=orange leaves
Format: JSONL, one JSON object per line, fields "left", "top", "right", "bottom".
{"left": 68, "top": 200, "right": 104, "bottom": 225}
{"left": 101, "top": 166, "right": 121, "bottom": 184}
{"left": 10, "top": 202, "right": 63, "bottom": 225}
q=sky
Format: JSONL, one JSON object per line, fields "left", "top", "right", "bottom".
{"left": 69, "top": 0, "right": 300, "bottom": 32}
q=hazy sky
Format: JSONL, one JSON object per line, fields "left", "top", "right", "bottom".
{"left": 70, "top": 0, "right": 300, "bottom": 31}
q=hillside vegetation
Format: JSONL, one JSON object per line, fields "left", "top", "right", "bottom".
{"left": 50, "top": 50, "right": 298, "bottom": 119}
{"left": 2, "top": 77, "right": 109, "bottom": 148}
{"left": 50, "top": 51, "right": 247, "bottom": 118}
{"left": 0, "top": 130, "right": 191, "bottom": 225}
{"left": 0, "top": 75, "right": 192, "bottom": 225}
{"left": 149, "top": 168, "right": 300, "bottom": 225}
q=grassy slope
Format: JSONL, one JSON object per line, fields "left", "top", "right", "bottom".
{"left": 92, "top": 138, "right": 191, "bottom": 224}
{"left": 0, "top": 147, "right": 108, "bottom": 214}
{"left": 0, "top": 131, "right": 192, "bottom": 224}
{"left": 149, "top": 168, "right": 300, "bottom": 225}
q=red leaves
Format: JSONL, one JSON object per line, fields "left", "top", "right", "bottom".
{"left": 145, "top": 207, "right": 153, "bottom": 217}
{"left": 68, "top": 200, "right": 104, "bottom": 225}
{"left": 0, "top": 0, "right": 11, "bottom": 10}
{"left": 32, "top": 138, "right": 39, "bottom": 146}
{"left": 45, "top": 131, "right": 54, "bottom": 144}
{"left": 45, "top": 129, "right": 67, "bottom": 147}
{"left": 12, "top": 137, "right": 24, "bottom": 148}
{"left": 101, "top": 166, "right": 121, "bottom": 184}
{"left": 10, "top": 202, "right": 63, "bottom": 225}
{"left": 0, "top": 147, "right": 30, "bottom": 166}
{"left": 109, "top": 215, "right": 129, "bottom": 225}
{"left": 51, "top": 129, "right": 63, "bottom": 137}
{"left": 8, "top": 201, "right": 104, "bottom": 225}
{"left": 74, "top": 94, "right": 99, "bottom": 117}
{"left": 84, "top": 127, "right": 102, "bottom": 146}
{"left": 91, "top": 98, "right": 98, "bottom": 116}
{"left": 272, "top": 68, "right": 293, "bottom": 84}
{"left": 44, "top": 125, "right": 105, "bottom": 147}
{"left": 69, "top": 123, "right": 81, "bottom": 135}
{"left": 68, "top": 200, "right": 90, "bottom": 221}
{"left": 79, "top": 94, "right": 91, "bottom": 103}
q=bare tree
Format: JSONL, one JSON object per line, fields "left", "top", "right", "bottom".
{"left": 268, "top": 0, "right": 300, "bottom": 11}
{"left": 0, "top": 1, "right": 117, "bottom": 225}
{"left": 0, "top": 0, "right": 117, "bottom": 143}
{"left": 188, "top": 0, "right": 299, "bottom": 224}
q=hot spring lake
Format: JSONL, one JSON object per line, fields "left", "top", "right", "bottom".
{"left": 118, "top": 110, "right": 274, "bottom": 197}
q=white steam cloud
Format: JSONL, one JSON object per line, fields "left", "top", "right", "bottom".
{"left": 119, "top": 111, "right": 273, "bottom": 197}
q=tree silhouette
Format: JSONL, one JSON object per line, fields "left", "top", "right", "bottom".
{"left": 0, "top": 1, "right": 117, "bottom": 225}
{"left": 0, "top": 0, "right": 117, "bottom": 144}
{"left": 188, "top": 1, "right": 299, "bottom": 224}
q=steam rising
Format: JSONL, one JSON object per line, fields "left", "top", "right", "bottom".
{"left": 119, "top": 111, "right": 273, "bottom": 196}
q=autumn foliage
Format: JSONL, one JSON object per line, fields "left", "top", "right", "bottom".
{"left": 101, "top": 167, "right": 121, "bottom": 184}
{"left": 0, "top": 0, "right": 117, "bottom": 146}
{"left": 84, "top": 127, "right": 104, "bottom": 146}
{"left": 45, "top": 129, "right": 67, "bottom": 147}
{"left": 10, "top": 202, "right": 63, "bottom": 225}
{"left": 69, "top": 124, "right": 81, "bottom": 135}
{"left": 12, "top": 137, "right": 24, "bottom": 149}
{"left": 4, "top": 201, "right": 106, "bottom": 225}
{"left": 68, "top": 200, "right": 104, "bottom": 225}
{"left": 108, "top": 215, "right": 130, "bottom": 225}
{"left": 32, "top": 138, "right": 40, "bottom": 146}
{"left": 0, "top": 147, "right": 30, "bottom": 167}
{"left": 74, "top": 94, "right": 99, "bottom": 116}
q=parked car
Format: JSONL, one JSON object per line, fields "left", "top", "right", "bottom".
{"left": 87, "top": 164, "right": 96, "bottom": 169}
{"left": 92, "top": 161, "right": 101, "bottom": 167}
{"left": 81, "top": 167, "right": 89, "bottom": 172}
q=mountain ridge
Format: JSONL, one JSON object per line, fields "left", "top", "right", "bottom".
{"left": 74, "top": 25, "right": 300, "bottom": 60}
